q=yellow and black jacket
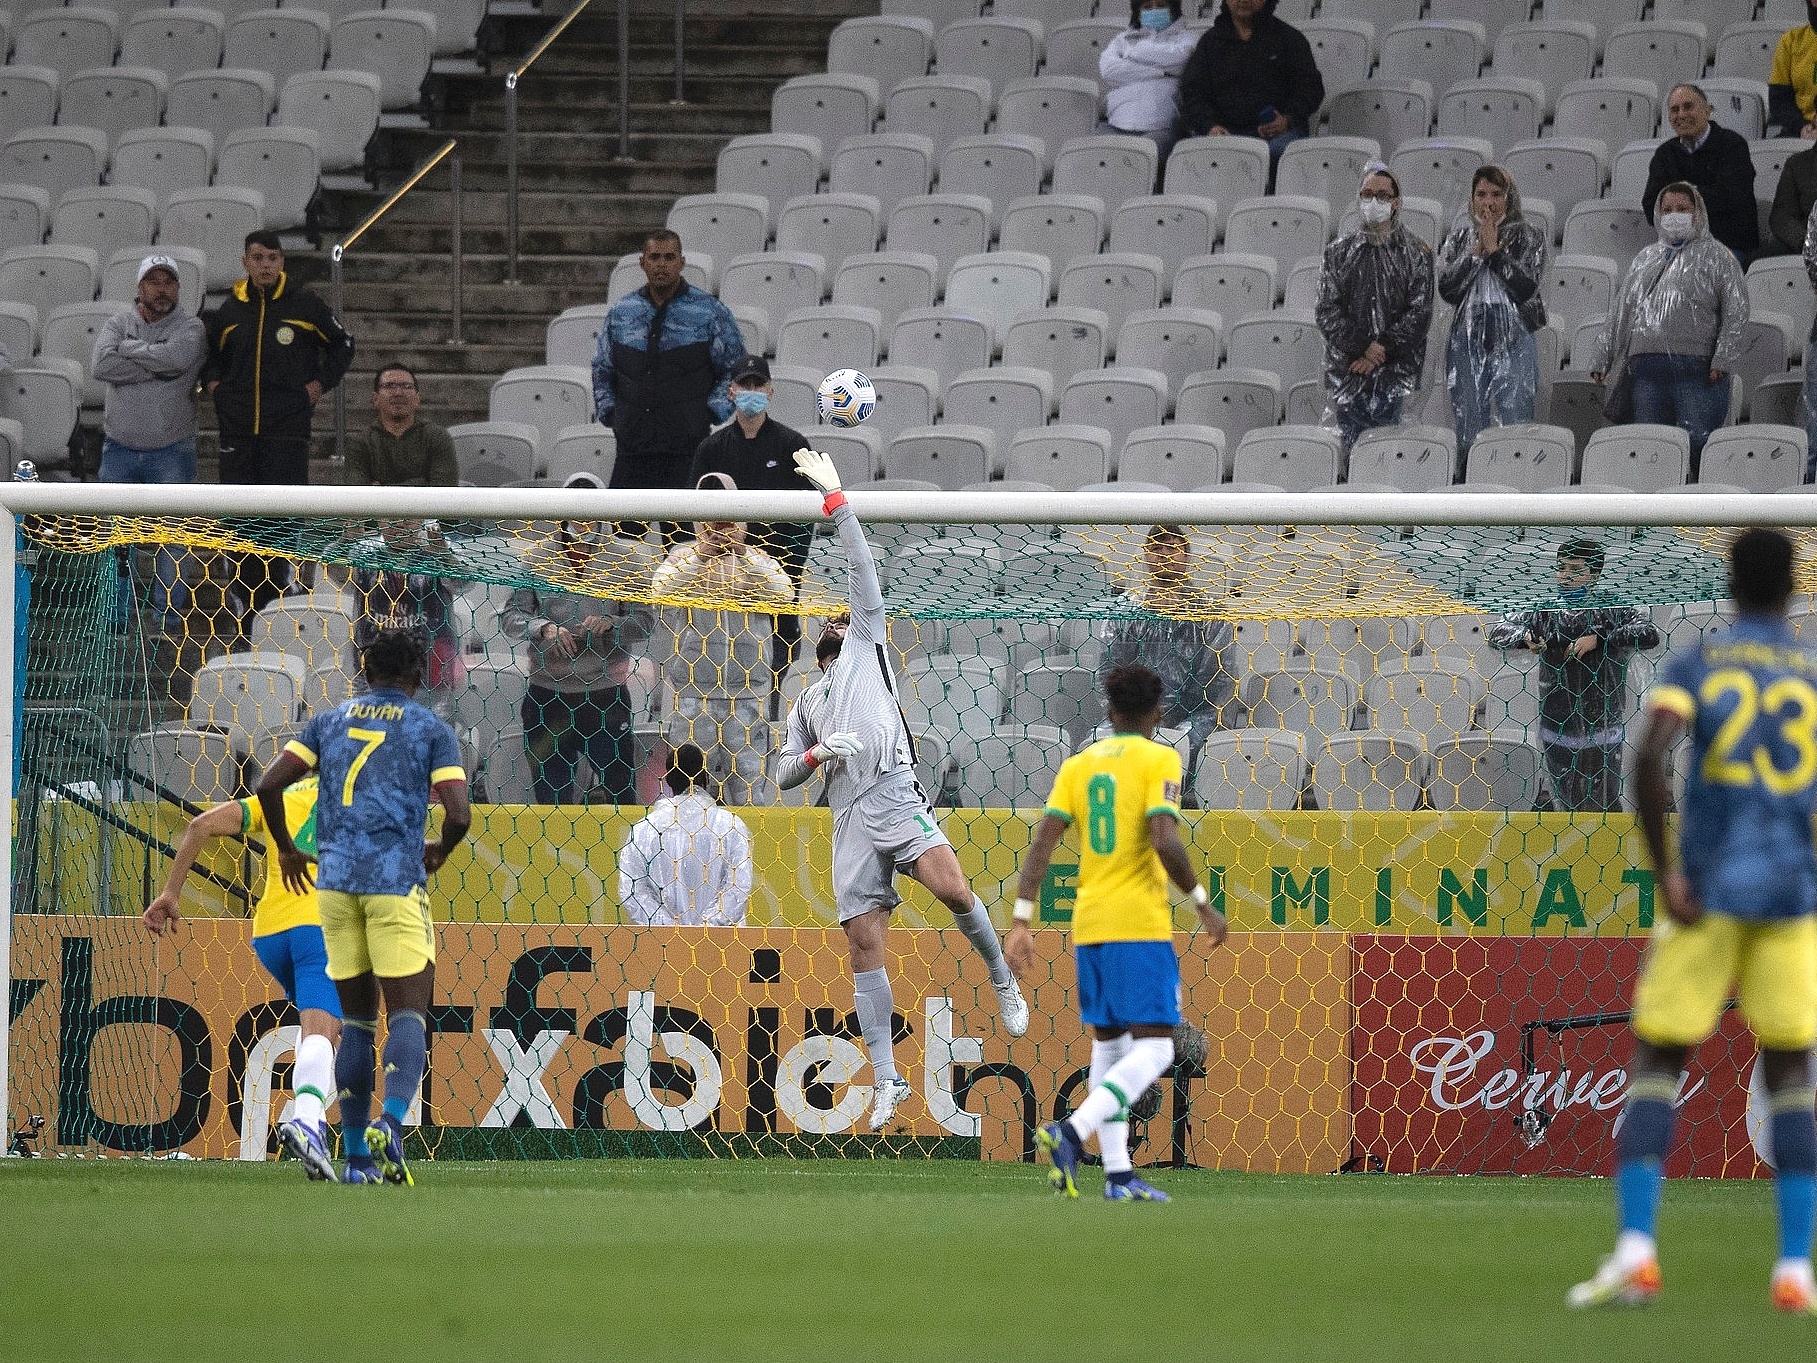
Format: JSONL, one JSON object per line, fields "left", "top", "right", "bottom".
{"left": 201, "top": 272, "right": 355, "bottom": 437}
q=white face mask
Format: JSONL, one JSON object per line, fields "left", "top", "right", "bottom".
{"left": 1357, "top": 197, "right": 1393, "bottom": 226}
{"left": 1659, "top": 211, "right": 1695, "bottom": 242}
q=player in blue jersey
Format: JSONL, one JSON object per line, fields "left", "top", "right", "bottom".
{"left": 255, "top": 627, "right": 471, "bottom": 1186}
{"left": 1570, "top": 528, "right": 1817, "bottom": 1315}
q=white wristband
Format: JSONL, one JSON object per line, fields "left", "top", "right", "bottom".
{"left": 1012, "top": 898, "right": 1037, "bottom": 923}
{"left": 1191, "top": 884, "right": 1209, "bottom": 909}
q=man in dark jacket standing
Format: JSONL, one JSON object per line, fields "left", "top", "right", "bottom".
{"left": 1764, "top": 145, "right": 1817, "bottom": 260}
{"left": 592, "top": 228, "right": 746, "bottom": 541}
{"left": 1175, "top": 0, "right": 1323, "bottom": 162}
{"left": 1642, "top": 84, "right": 1758, "bottom": 259}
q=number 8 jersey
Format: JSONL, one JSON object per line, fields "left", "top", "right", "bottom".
{"left": 1649, "top": 615, "right": 1817, "bottom": 921}
{"left": 285, "top": 689, "right": 466, "bottom": 897}
{"left": 1043, "top": 733, "right": 1184, "bottom": 944}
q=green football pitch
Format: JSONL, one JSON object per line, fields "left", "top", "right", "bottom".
{"left": 0, "top": 1158, "right": 1806, "bottom": 1361}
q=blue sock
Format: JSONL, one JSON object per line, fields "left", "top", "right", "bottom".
{"left": 336, "top": 1017, "right": 377, "bottom": 1157}
{"left": 1615, "top": 1078, "right": 1677, "bottom": 1238}
{"left": 381, "top": 1009, "right": 428, "bottom": 1124}
{"left": 1771, "top": 1093, "right": 1817, "bottom": 1261}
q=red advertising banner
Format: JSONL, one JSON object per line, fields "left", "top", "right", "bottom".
{"left": 1350, "top": 936, "right": 1764, "bottom": 1177}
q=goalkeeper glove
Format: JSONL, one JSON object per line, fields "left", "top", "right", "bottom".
{"left": 793, "top": 448, "right": 844, "bottom": 506}
{"left": 807, "top": 731, "right": 864, "bottom": 769}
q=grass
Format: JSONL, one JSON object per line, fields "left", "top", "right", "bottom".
{"left": 0, "top": 1157, "right": 1806, "bottom": 1362}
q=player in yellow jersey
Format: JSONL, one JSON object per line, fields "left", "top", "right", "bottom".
{"left": 1006, "top": 664, "right": 1227, "bottom": 1201}
{"left": 143, "top": 776, "right": 342, "bottom": 1181}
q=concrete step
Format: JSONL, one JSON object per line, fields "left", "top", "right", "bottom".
{"left": 335, "top": 252, "right": 616, "bottom": 287}
{"left": 351, "top": 311, "right": 555, "bottom": 347}
{"left": 364, "top": 146, "right": 714, "bottom": 194}
{"left": 342, "top": 342, "right": 544, "bottom": 374}
{"left": 445, "top": 71, "right": 789, "bottom": 112}
{"left": 486, "top": 10, "right": 852, "bottom": 53}
{"left": 335, "top": 279, "right": 602, "bottom": 317}
{"left": 376, "top": 125, "right": 729, "bottom": 168}
{"left": 443, "top": 100, "right": 774, "bottom": 136}
{"left": 510, "top": 41, "right": 834, "bottom": 78}
{"left": 339, "top": 220, "right": 649, "bottom": 257}
{"left": 318, "top": 188, "right": 676, "bottom": 231}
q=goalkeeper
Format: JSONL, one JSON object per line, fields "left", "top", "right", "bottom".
{"left": 776, "top": 449, "right": 1028, "bottom": 1134}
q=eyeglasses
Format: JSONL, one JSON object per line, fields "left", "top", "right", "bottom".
{"left": 377, "top": 382, "right": 417, "bottom": 392}
{"left": 1359, "top": 190, "right": 1396, "bottom": 202}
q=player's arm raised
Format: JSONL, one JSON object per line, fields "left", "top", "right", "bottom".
{"left": 793, "top": 448, "right": 886, "bottom": 642}
{"left": 256, "top": 748, "right": 316, "bottom": 897}
{"left": 142, "top": 800, "right": 244, "bottom": 935}
{"left": 1633, "top": 700, "right": 1699, "bottom": 926}
{"left": 1149, "top": 811, "right": 1226, "bottom": 946}
{"left": 1006, "top": 813, "right": 1068, "bottom": 980}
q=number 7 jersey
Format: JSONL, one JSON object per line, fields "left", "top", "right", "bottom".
{"left": 1649, "top": 615, "right": 1817, "bottom": 921}
{"left": 285, "top": 688, "right": 466, "bottom": 897}
{"left": 1043, "top": 732, "right": 1183, "bottom": 944}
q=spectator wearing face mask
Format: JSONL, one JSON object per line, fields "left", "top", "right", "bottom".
{"left": 1100, "top": 0, "right": 1197, "bottom": 169}
{"left": 1591, "top": 182, "right": 1748, "bottom": 473}
{"left": 1642, "top": 84, "right": 1757, "bottom": 260}
{"left": 1769, "top": 7, "right": 1817, "bottom": 140}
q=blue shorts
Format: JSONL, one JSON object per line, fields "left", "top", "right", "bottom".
{"left": 1075, "top": 940, "right": 1182, "bottom": 1030}
{"left": 252, "top": 925, "right": 343, "bottom": 1018}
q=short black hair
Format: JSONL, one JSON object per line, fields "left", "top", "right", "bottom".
{"left": 1557, "top": 538, "right": 1605, "bottom": 574}
{"left": 372, "top": 362, "right": 417, "bottom": 391}
{"left": 667, "top": 743, "right": 709, "bottom": 794}
{"left": 243, "top": 229, "right": 283, "bottom": 254}
{"left": 1731, "top": 527, "right": 1796, "bottom": 612}
{"left": 1104, "top": 664, "right": 1164, "bottom": 724}
{"left": 641, "top": 228, "right": 681, "bottom": 253}
{"left": 361, "top": 626, "right": 429, "bottom": 690}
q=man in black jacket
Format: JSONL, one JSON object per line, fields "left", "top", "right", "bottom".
{"left": 1175, "top": 0, "right": 1323, "bottom": 163}
{"left": 1763, "top": 145, "right": 1817, "bottom": 260}
{"left": 1642, "top": 84, "right": 1758, "bottom": 259}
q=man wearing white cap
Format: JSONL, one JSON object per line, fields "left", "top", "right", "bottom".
{"left": 91, "top": 254, "right": 207, "bottom": 630}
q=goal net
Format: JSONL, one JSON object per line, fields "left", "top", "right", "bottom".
{"left": 0, "top": 485, "right": 1793, "bottom": 1175}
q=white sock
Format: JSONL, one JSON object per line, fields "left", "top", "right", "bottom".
{"left": 1773, "top": 1257, "right": 1814, "bottom": 1284}
{"left": 292, "top": 1033, "right": 334, "bottom": 1127}
{"left": 953, "top": 896, "right": 1014, "bottom": 987}
{"left": 1615, "top": 1230, "right": 1657, "bottom": 1271}
{"left": 1069, "top": 1036, "right": 1173, "bottom": 1142}
{"left": 853, "top": 967, "right": 898, "bottom": 1085}
{"left": 1089, "top": 1036, "right": 1134, "bottom": 1174}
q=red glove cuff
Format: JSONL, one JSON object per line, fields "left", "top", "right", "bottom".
{"left": 822, "top": 491, "right": 848, "bottom": 515}
{"left": 803, "top": 747, "right": 821, "bottom": 770}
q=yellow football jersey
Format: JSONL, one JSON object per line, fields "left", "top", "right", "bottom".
{"left": 239, "top": 778, "right": 321, "bottom": 937}
{"left": 1044, "top": 733, "right": 1183, "bottom": 945}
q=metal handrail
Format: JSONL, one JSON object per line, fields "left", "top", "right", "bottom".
{"left": 505, "top": 0, "right": 689, "bottom": 283}
{"left": 328, "top": 138, "right": 465, "bottom": 461}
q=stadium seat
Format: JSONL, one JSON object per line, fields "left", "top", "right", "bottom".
{"left": 1163, "top": 134, "right": 1269, "bottom": 210}
{"left": 1349, "top": 424, "right": 1456, "bottom": 491}
{"left": 14, "top": 7, "right": 117, "bottom": 82}
{"left": 1426, "top": 733, "right": 1545, "bottom": 812}
{"left": 720, "top": 252, "right": 823, "bottom": 339}
{"left": 112, "top": 126, "right": 213, "bottom": 211}
{"left": 667, "top": 192, "right": 768, "bottom": 269}
{"left": 1553, "top": 78, "right": 1657, "bottom": 153}
{"left": 1379, "top": 20, "right": 1484, "bottom": 99}
{"left": 999, "top": 541, "right": 1112, "bottom": 603}
{"left": 0, "top": 68, "right": 58, "bottom": 151}
{"left": 888, "top": 308, "right": 990, "bottom": 390}
{"left": 38, "top": 300, "right": 113, "bottom": 406}
{"left": 715, "top": 132, "right": 821, "bottom": 232}
{"left": 1750, "top": 256, "right": 1815, "bottom": 355}
{"left": 1715, "top": 20, "right": 1788, "bottom": 80}
{"left": 0, "top": 185, "right": 48, "bottom": 258}
{"left": 1274, "top": 136, "right": 1384, "bottom": 220}
{"left": 225, "top": 9, "right": 328, "bottom": 90}
{"left": 1313, "top": 729, "right": 1433, "bottom": 812}
{"left": 1056, "top": 252, "right": 1163, "bottom": 336}
{"left": 327, "top": 11, "right": 436, "bottom": 111}
{"left": 1299, "top": 18, "right": 1375, "bottom": 92}
{"left": 885, "top": 193, "right": 991, "bottom": 280}
{"left": 1, "top": 125, "right": 107, "bottom": 204}
{"left": 776, "top": 303, "right": 882, "bottom": 373}
{"left": 1106, "top": 195, "right": 1218, "bottom": 287}
{"left": 1115, "top": 308, "right": 1222, "bottom": 406}
{"left": 1608, "top": 139, "right": 1657, "bottom": 205}
{"left": 1241, "top": 663, "right": 1359, "bottom": 746}
{"left": 1698, "top": 425, "right": 1806, "bottom": 492}
{"left": 542, "top": 422, "right": 615, "bottom": 486}
{"left": 450, "top": 420, "right": 539, "bottom": 486}
{"left": 1389, "top": 138, "right": 1492, "bottom": 221}
{"left": 48, "top": 187, "right": 155, "bottom": 278}
{"left": 1603, "top": 22, "right": 1705, "bottom": 93}
{"left": 1322, "top": 80, "right": 1432, "bottom": 149}
{"left": 1116, "top": 424, "right": 1225, "bottom": 491}
{"left": 767, "top": 363, "right": 821, "bottom": 429}
{"left": 885, "top": 75, "right": 989, "bottom": 158}
{"left": 829, "top": 133, "right": 934, "bottom": 222}
{"left": 57, "top": 66, "right": 166, "bottom": 150}
{"left": 1560, "top": 201, "right": 1652, "bottom": 278}
{"left": 994, "top": 75, "right": 1099, "bottom": 171}
{"left": 949, "top": 724, "right": 1068, "bottom": 808}
{"left": 1695, "top": 77, "right": 1768, "bottom": 143}
{"left": 216, "top": 127, "right": 319, "bottom": 231}
{"left": 998, "top": 194, "right": 1104, "bottom": 288}
{"left": 1502, "top": 139, "right": 1606, "bottom": 232}
{"left": 1224, "top": 312, "right": 1324, "bottom": 394}
{"left": 158, "top": 186, "right": 264, "bottom": 290}
{"left": 1580, "top": 423, "right": 1691, "bottom": 492}
{"left": 813, "top": 425, "right": 882, "bottom": 487}
{"left": 1657, "top": 0, "right": 1753, "bottom": 53}
{"left": 1057, "top": 368, "right": 1168, "bottom": 452}
{"left": 247, "top": 596, "right": 356, "bottom": 672}
{"left": 945, "top": 250, "right": 1049, "bottom": 352}
{"left": 935, "top": 16, "right": 1041, "bottom": 104}
{"left": 775, "top": 192, "right": 879, "bottom": 278}
{"left": 0, "top": 243, "right": 95, "bottom": 317}
{"left": 885, "top": 424, "right": 994, "bottom": 489}
{"left": 1194, "top": 729, "right": 1306, "bottom": 811}
{"left": 167, "top": 70, "right": 276, "bottom": 155}
{"left": 0, "top": 359, "right": 77, "bottom": 465}
{"left": 1428, "top": 0, "right": 1528, "bottom": 44}
{"left": 487, "top": 366, "right": 592, "bottom": 454}
{"left": 1323, "top": 0, "right": 1415, "bottom": 22}
{"left": 127, "top": 726, "right": 237, "bottom": 805}
{"left": 1172, "top": 252, "right": 1276, "bottom": 324}
{"left": 457, "top": 658, "right": 530, "bottom": 743}
{"left": 1004, "top": 423, "right": 1111, "bottom": 490}
{"left": 942, "top": 366, "right": 1052, "bottom": 470}
{"left": 1176, "top": 369, "right": 1282, "bottom": 447}
{"left": 1223, "top": 197, "right": 1329, "bottom": 297}
{"left": 1231, "top": 425, "right": 1342, "bottom": 493}
{"left": 1052, "top": 135, "right": 1160, "bottom": 219}
{"left": 100, "top": 245, "right": 204, "bottom": 311}
{"left": 277, "top": 70, "right": 379, "bottom": 174}
{"left": 936, "top": 134, "right": 1044, "bottom": 230}
{"left": 1463, "top": 422, "right": 1576, "bottom": 490}
{"left": 123, "top": 7, "right": 225, "bottom": 83}
{"left": 187, "top": 650, "right": 307, "bottom": 757}
{"left": 1042, "top": 16, "right": 1122, "bottom": 82}
{"left": 1005, "top": 664, "right": 1101, "bottom": 748}
{"left": 826, "top": 14, "right": 933, "bottom": 97}
{"left": 1541, "top": 255, "right": 1618, "bottom": 349}
{"left": 1492, "top": 22, "right": 1594, "bottom": 117}
{"left": 1754, "top": 372, "right": 1805, "bottom": 429}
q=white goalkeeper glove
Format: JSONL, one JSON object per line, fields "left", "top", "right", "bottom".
{"left": 808, "top": 731, "right": 864, "bottom": 769}
{"left": 793, "top": 448, "right": 843, "bottom": 497}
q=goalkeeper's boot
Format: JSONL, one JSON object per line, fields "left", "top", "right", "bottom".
{"left": 1566, "top": 1254, "right": 1661, "bottom": 1309}
{"left": 868, "top": 1077, "right": 912, "bottom": 1133}
{"left": 365, "top": 1113, "right": 415, "bottom": 1187}
{"left": 1037, "top": 1121, "right": 1082, "bottom": 1199}
{"left": 993, "top": 978, "right": 1029, "bottom": 1038}
{"left": 343, "top": 1155, "right": 384, "bottom": 1185}
{"left": 1104, "top": 1172, "right": 1170, "bottom": 1203}
{"left": 278, "top": 1118, "right": 339, "bottom": 1183}
{"left": 1771, "top": 1261, "right": 1817, "bottom": 1315}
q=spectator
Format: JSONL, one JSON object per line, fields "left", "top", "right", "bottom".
{"left": 352, "top": 551, "right": 466, "bottom": 720}
{"left": 652, "top": 478, "right": 795, "bottom": 805}
{"left": 1802, "top": 201, "right": 1817, "bottom": 479}
{"left": 503, "top": 471, "right": 656, "bottom": 804}
{"left": 1768, "top": 8, "right": 1817, "bottom": 139}
{"left": 1590, "top": 182, "right": 1748, "bottom": 473}
{"left": 1763, "top": 144, "right": 1817, "bottom": 260}
{"left": 1437, "top": 166, "right": 1549, "bottom": 458}
{"left": 687, "top": 355, "right": 816, "bottom": 692}
{"left": 1488, "top": 538, "right": 1660, "bottom": 813}
{"left": 1099, "top": 0, "right": 1198, "bottom": 170}
{"left": 344, "top": 362, "right": 456, "bottom": 488}
{"left": 91, "top": 254, "right": 205, "bottom": 632}
{"left": 202, "top": 229, "right": 354, "bottom": 620}
{"left": 1315, "top": 165, "right": 1434, "bottom": 450}
{"left": 1099, "top": 524, "right": 1235, "bottom": 790}
{"left": 1642, "top": 84, "right": 1758, "bottom": 260}
{"left": 591, "top": 229, "right": 746, "bottom": 540}
{"left": 1176, "top": 0, "right": 1323, "bottom": 164}
{"left": 617, "top": 743, "right": 754, "bottom": 926}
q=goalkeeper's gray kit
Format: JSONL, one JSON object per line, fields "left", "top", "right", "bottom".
{"left": 776, "top": 497, "right": 917, "bottom": 809}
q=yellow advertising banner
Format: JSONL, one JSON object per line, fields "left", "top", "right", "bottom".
{"left": 7, "top": 917, "right": 1348, "bottom": 1172}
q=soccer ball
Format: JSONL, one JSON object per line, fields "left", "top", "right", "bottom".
{"left": 816, "top": 369, "right": 876, "bottom": 427}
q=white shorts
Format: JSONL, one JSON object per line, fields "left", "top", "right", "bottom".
{"left": 831, "top": 769, "right": 948, "bottom": 923}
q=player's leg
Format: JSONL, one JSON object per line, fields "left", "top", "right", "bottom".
{"left": 842, "top": 903, "right": 910, "bottom": 1131}
{"left": 317, "top": 889, "right": 384, "bottom": 1182}
{"left": 363, "top": 887, "right": 438, "bottom": 1186}
{"left": 261, "top": 926, "right": 344, "bottom": 1181}
{"left": 898, "top": 807, "right": 1027, "bottom": 1037}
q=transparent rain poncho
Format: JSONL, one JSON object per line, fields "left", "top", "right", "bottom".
{"left": 1315, "top": 168, "right": 1435, "bottom": 446}
{"left": 1436, "top": 174, "right": 1549, "bottom": 454}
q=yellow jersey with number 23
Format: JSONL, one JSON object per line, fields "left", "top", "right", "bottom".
{"left": 1044, "top": 733, "right": 1183, "bottom": 945}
